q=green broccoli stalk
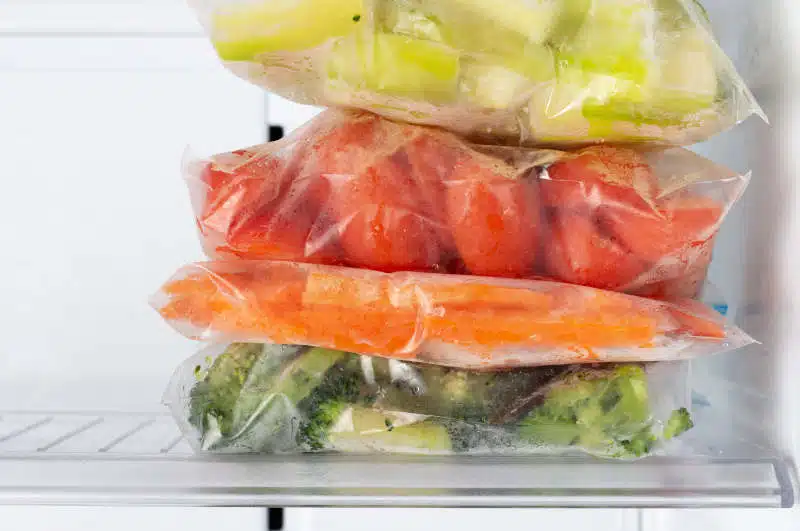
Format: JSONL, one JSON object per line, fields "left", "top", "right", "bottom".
{"left": 324, "top": 406, "right": 453, "bottom": 453}
{"left": 518, "top": 365, "right": 692, "bottom": 458}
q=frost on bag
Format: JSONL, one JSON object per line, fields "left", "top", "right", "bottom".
{"left": 189, "top": 0, "right": 764, "bottom": 145}
{"left": 151, "top": 260, "right": 753, "bottom": 369}
{"left": 188, "top": 110, "right": 748, "bottom": 298}
{"left": 165, "top": 343, "right": 694, "bottom": 458}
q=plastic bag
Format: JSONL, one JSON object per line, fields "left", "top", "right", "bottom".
{"left": 152, "top": 260, "right": 753, "bottom": 369}
{"left": 188, "top": 0, "right": 764, "bottom": 146}
{"left": 189, "top": 110, "right": 748, "bottom": 298}
{"left": 166, "top": 343, "right": 694, "bottom": 458}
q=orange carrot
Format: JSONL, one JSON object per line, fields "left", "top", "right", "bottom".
{"left": 153, "top": 261, "right": 742, "bottom": 367}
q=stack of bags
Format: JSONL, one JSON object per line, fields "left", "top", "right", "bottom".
{"left": 155, "top": 0, "right": 764, "bottom": 458}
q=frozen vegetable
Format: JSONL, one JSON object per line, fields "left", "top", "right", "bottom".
{"left": 166, "top": 343, "right": 693, "bottom": 458}
{"left": 151, "top": 260, "right": 753, "bottom": 369}
{"left": 189, "top": 0, "right": 763, "bottom": 145}
{"left": 188, "top": 110, "right": 748, "bottom": 297}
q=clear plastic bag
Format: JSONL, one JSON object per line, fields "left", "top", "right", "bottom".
{"left": 188, "top": 110, "right": 748, "bottom": 297}
{"left": 151, "top": 260, "right": 753, "bottom": 369}
{"left": 188, "top": 0, "right": 764, "bottom": 146}
{"left": 165, "top": 343, "right": 694, "bottom": 458}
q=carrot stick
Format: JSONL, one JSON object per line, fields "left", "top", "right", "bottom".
{"left": 154, "top": 260, "right": 738, "bottom": 366}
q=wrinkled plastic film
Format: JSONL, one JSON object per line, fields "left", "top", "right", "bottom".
{"left": 188, "top": 0, "right": 764, "bottom": 146}
{"left": 151, "top": 260, "right": 754, "bottom": 369}
{"left": 187, "top": 110, "right": 748, "bottom": 298}
{"left": 164, "top": 343, "right": 694, "bottom": 458}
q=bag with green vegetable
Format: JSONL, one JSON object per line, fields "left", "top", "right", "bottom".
{"left": 165, "top": 343, "right": 694, "bottom": 459}
{"left": 189, "top": 0, "right": 763, "bottom": 146}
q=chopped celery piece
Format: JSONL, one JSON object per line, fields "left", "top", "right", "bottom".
{"left": 380, "top": 1, "right": 445, "bottom": 41}
{"left": 462, "top": 45, "right": 554, "bottom": 110}
{"left": 380, "top": 0, "right": 560, "bottom": 95}
{"left": 529, "top": 82, "right": 594, "bottom": 141}
{"left": 462, "top": 62, "right": 533, "bottom": 110}
{"left": 559, "top": 0, "right": 656, "bottom": 84}
{"left": 211, "top": 0, "right": 364, "bottom": 61}
{"left": 328, "top": 33, "right": 460, "bottom": 100}
{"left": 549, "top": 0, "right": 592, "bottom": 44}
{"left": 528, "top": 69, "right": 633, "bottom": 141}
{"left": 504, "top": 41, "right": 557, "bottom": 81}
{"left": 443, "top": 0, "right": 561, "bottom": 45}
{"left": 582, "top": 28, "right": 718, "bottom": 125}
{"left": 657, "top": 28, "right": 718, "bottom": 105}
{"left": 655, "top": 0, "right": 712, "bottom": 31}
{"left": 437, "top": 0, "right": 560, "bottom": 56}
{"left": 382, "top": 0, "right": 559, "bottom": 55}
{"left": 583, "top": 94, "right": 703, "bottom": 126}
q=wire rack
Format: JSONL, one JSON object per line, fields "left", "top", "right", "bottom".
{"left": 0, "top": 411, "right": 795, "bottom": 508}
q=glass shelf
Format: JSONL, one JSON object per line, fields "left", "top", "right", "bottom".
{"left": 0, "top": 412, "right": 794, "bottom": 508}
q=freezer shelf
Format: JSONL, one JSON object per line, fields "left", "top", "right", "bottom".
{"left": 0, "top": 412, "right": 794, "bottom": 508}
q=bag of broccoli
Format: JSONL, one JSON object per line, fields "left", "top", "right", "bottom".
{"left": 188, "top": 0, "right": 764, "bottom": 146}
{"left": 165, "top": 343, "right": 694, "bottom": 459}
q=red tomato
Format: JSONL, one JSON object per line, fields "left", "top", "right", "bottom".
{"left": 334, "top": 158, "right": 443, "bottom": 272}
{"left": 225, "top": 174, "right": 340, "bottom": 262}
{"left": 543, "top": 212, "right": 645, "bottom": 290}
{"left": 599, "top": 195, "right": 723, "bottom": 264}
{"left": 541, "top": 146, "right": 658, "bottom": 213}
{"left": 199, "top": 134, "right": 339, "bottom": 261}
{"left": 446, "top": 156, "right": 540, "bottom": 278}
{"left": 198, "top": 149, "right": 271, "bottom": 237}
{"left": 308, "top": 113, "right": 385, "bottom": 172}
{"left": 402, "top": 131, "right": 465, "bottom": 257}
{"left": 311, "top": 115, "right": 445, "bottom": 272}
{"left": 627, "top": 236, "right": 714, "bottom": 299}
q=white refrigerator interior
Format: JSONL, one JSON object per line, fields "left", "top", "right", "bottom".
{"left": 0, "top": 0, "right": 797, "bottom": 513}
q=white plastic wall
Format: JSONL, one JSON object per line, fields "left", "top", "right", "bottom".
{"left": 0, "top": 2, "right": 266, "bottom": 411}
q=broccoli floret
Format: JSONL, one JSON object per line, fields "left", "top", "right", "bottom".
{"left": 518, "top": 365, "right": 662, "bottom": 458}
{"left": 375, "top": 363, "right": 495, "bottom": 422}
{"left": 189, "top": 343, "right": 268, "bottom": 436}
{"left": 296, "top": 356, "right": 370, "bottom": 450}
{"left": 298, "top": 400, "right": 350, "bottom": 450}
{"left": 619, "top": 428, "right": 657, "bottom": 457}
{"left": 189, "top": 345, "right": 348, "bottom": 450}
{"left": 663, "top": 407, "right": 694, "bottom": 440}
